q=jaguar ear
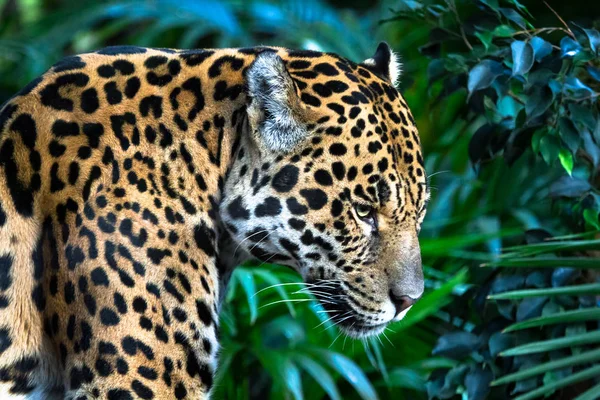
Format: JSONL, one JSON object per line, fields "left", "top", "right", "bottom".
{"left": 246, "top": 52, "right": 309, "bottom": 153}
{"left": 362, "top": 42, "right": 401, "bottom": 86}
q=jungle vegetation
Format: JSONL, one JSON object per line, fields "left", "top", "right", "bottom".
{"left": 1, "top": 0, "right": 598, "bottom": 399}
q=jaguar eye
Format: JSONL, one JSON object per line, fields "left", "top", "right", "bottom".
{"left": 355, "top": 204, "right": 372, "bottom": 219}
{"left": 354, "top": 204, "right": 376, "bottom": 227}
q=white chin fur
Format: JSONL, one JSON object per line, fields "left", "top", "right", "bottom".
{"left": 341, "top": 323, "right": 387, "bottom": 339}
{"left": 392, "top": 304, "right": 412, "bottom": 322}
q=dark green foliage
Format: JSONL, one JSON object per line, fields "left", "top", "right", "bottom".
{"left": 0, "top": 0, "right": 383, "bottom": 101}
{"left": 0, "top": 1, "right": 598, "bottom": 399}
{"left": 389, "top": 1, "right": 600, "bottom": 399}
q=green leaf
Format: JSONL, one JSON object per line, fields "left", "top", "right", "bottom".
{"left": 438, "top": 364, "right": 469, "bottom": 395}
{"left": 236, "top": 269, "right": 258, "bottom": 324}
{"left": 530, "top": 36, "right": 552, "bottom": 61}
{"left": 489, "top": 332, "right": 515, "bottom": 357}
{"left": 443, "top": 54, "right": 467, "bottom": 73}
{"left": 582, "top": 128, "right": 600, "bottom": 165}
{"left": 213, "top": 342, "right": 243, "bottom": 385}
{"left": 528, "top": 68, "right": 555, "bottom": 86}
{"left": 506, "top": 0, "right": 533, "bottom": 18}
{"left": 225, "top": 269, "right": 238, "bottom": 303}
{"left": 559, "top": 148, "right": 574, "bottom": 175}
{"left": 254, "top": 352, "right": 302, "bottom": 400}
{"left": 499, "top": 7, "right": 528, "bottom": 29}
{"left": 583, "top": 209, "right": 600, "bottom": 230}
{"left": 513, "top": 364, "right": 600, "bottom": 400}
{"left": 594, "top": 118, "right": 600, "bottom": 143}
{"left": 564, "top": 76, "right": 594, "bottom": 95}
{"left": 295, "top": 354, "right": 341, "bottom": 400}
{"left": 492, "top": 24, "right": 515, "bottom": 37}
{"left": 366, "top": 338, "right": 389, "bottom": 379}
{"left": 550, "top": 231, "right": 600, "bottom": 241}
{"left": 466, "top": 366, "right": 493, "bottom": 400}
{"left": 475, "top": 31, "right": 493, "bottom": 51}
{"left": 432, "top": 331, "right": 481, "bottom": 358}
{"left": 310, "top": 348, "right": 379, "bottom": 400}
{"left": 569, "top": 103, "right": 596, "bottom": 130}
{"left": 511, "top": 40, "right": 534, "bottom": 76}
{"left": 582, "top": 27, "right": 600, "bottom": 54}
{"left": 502, "top": 238, "right": 600, "bottom": 256}
{"left": 401, "top": 0, "right": 425, "bottom": 11}
{"left": 493, "top": 348, "right": 600, "bottom": 385}
{"left": 501, "top": 330, "right": 600, "bottom": 357}
{"left": 538, "top": 134, "right": 560, "bottom": 164}
{"left": 504, "top": 308, "right": 600, "bottom": 332}
{"left": 261, "top": 316, "right": 306, "bottom": 348}
{"left": 531, "top": 128, "right": 545, "bottom": 153}
{"left": 558, "top": 117, "right": 581, "bottom": 154}
{"left": 525, "top": 85, "right": 553, "bottom": 119}
{"left": 427, "top": 59, "right": 446, "bottom": 82}
{"left": 561, "top": 36, "right": 583, "bottom": 57}
{"left": 549, "top": 176, "right": 592, "bottom": 197}
{"left": 410, "top": 357, "right": 458, "bottom": 371}
{"left": 468, "top": 60, "right": 504, "bottom": 95}
{"left": 479, "top": 0, "right": 500, "bottom": 12}
{"left": 281, "top": 359, "right": 303, "bottom": 400}
{"left": 420, "top": 229, "right": 520, "bottom": 256}
{"left": 498, "top": 95, "right": 522, "bottom": 120}
{"left": 483, "top": 257, "right": 600, "bottom": 268}
{"left": 385, "top": 367, "right": 426, "bottom": 391}
{"left": 588, "top": 65, "right": 600, "bottom": 82}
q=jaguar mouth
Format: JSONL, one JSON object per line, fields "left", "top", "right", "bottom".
{"left": 307, "top": 281, "right": 391, "bottom": 338}
{"left": 337, "top": 319, "right": 388, "bottom": 338}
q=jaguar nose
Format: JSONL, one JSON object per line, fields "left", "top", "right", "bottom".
{"left": 389, "top": 290, "right": 418, "bottom": 317}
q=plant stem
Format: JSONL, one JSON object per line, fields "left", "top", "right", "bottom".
{"left": 446, "top": 0, "right": 472, "bottom": 51}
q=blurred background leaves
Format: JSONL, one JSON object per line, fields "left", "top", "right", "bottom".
{"left": 1, "top": 0, "right": 599, "bottom": 399}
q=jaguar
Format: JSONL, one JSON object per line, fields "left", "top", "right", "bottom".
{"left": 0, "top": 42, "right": 429, "bottom": 399}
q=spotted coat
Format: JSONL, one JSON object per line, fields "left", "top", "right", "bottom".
{"left": 0, "top": 43, "right": 429, "bottom": 399}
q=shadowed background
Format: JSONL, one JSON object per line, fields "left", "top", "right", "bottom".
{"left": 1, "top": 1, "right": 599, "bottom": 399}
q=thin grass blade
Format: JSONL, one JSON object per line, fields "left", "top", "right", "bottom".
{"left": 482, "top": 257, "right": 600, "bottom": 268}
{"left": 500, "top": 331, "right": 600, "bottom": 357}
{"left": 503, "top": 308, "right": 600, "bottom": 332}
{"left": 488, "top": 283, "right": 600, "bottom": 300}
{"left": 513, "top": 364, "right": 600, "bottom": 400}
{"left": 492, "top": 348, "right": 600, "bottom": 385}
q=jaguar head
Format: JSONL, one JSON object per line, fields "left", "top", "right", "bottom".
{"left": 221, "top": 43, "right": 429, "bottom": 337}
